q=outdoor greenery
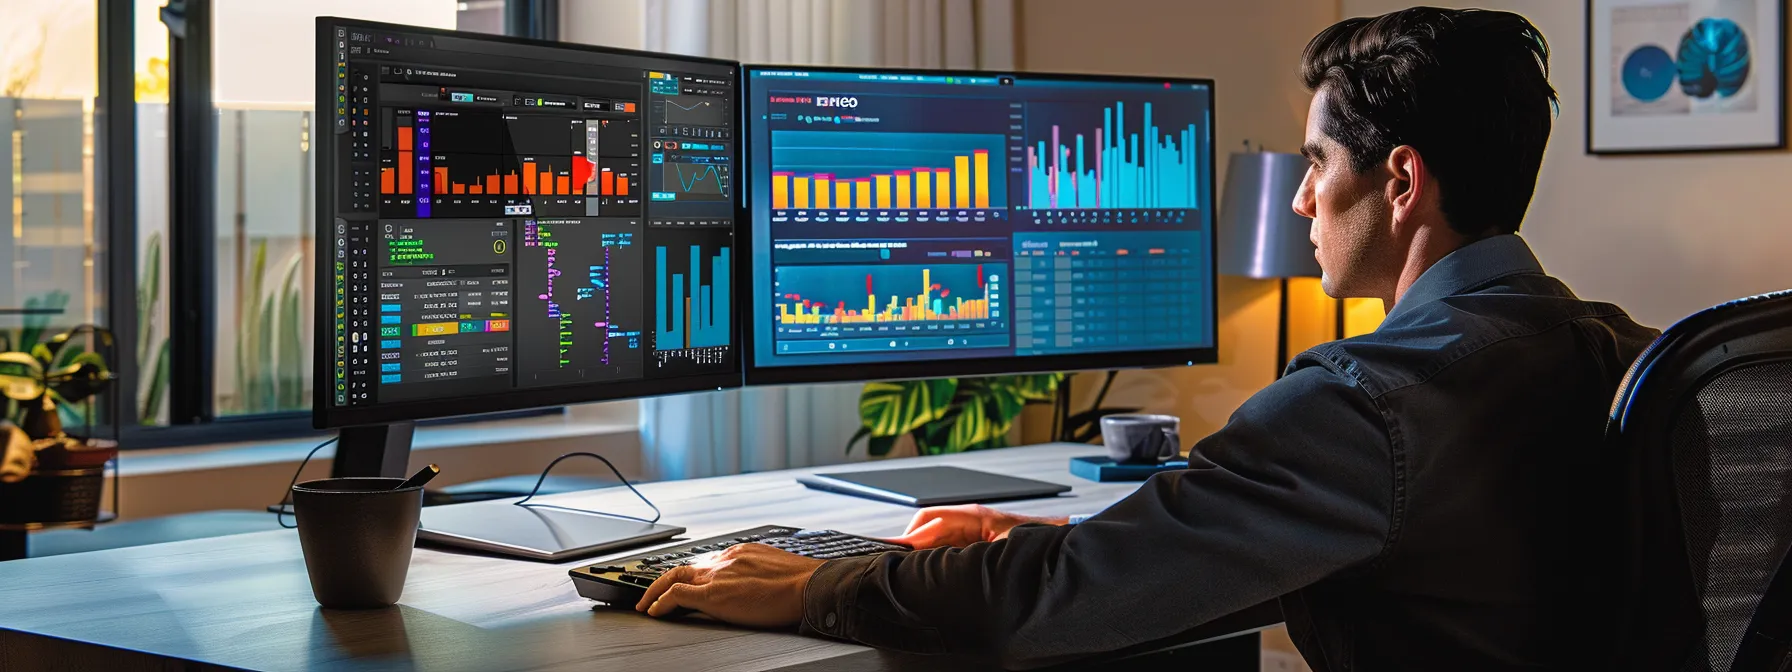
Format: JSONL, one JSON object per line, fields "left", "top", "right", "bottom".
{"left": 228, "top": 240, "right": 308, "bottom": 415}
{"left": 137, "top": 233, "right": 171, "bottom": 424}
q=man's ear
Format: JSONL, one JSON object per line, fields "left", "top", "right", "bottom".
{"left": 1384, "top": 145, "right": 1427, "bottom": 232}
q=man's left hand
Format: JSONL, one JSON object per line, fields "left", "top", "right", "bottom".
{"left": 635, "top": 543, "right": 825, "bottom": 628}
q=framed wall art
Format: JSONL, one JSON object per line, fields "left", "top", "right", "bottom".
{"left": 1587, "top": 0, "right": 1785, "bottom": 154}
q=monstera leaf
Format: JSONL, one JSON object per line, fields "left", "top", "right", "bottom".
{"left": 857, "top": 378, "right": 958, "bottom": 438}
{"left": 0, "top": 352, "right": 46, "bottom": 402}
{"left": 848, "top": 374, "right": 1066, "bottom": 457}
{"left": 46, "top": 352, "right": 114, "bottom": 405}
{"left": 1006, "top": 373, "right": 1064, "bottom": 402}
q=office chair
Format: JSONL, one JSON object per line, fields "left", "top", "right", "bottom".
{"left": 1608, "top": 289, "right": 1792, "bottom": 671}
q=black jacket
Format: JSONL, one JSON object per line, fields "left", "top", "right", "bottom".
{"left": 798, "top": 234, "right": 1659, "bottom": 670}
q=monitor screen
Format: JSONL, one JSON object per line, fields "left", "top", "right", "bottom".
{"left": 316, "top": 18, "right": 739, "bottom": 428}
{"left": 741, "top": 67, "right": 1217, "bottom": 385}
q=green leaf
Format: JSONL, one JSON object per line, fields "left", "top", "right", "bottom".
{"left": 867, "top": 433, "right": 899, "bottom": 457}
{"left": 845, "top": 425, "right": 872, "bottom": 455}
{"left": 138, "top": 232, "right": 163, "bottom": 365}
{"left": 276, "top": 254, "right": 305, "bottom": 410}
{"left": 981, "top": 380, "right": 1028, "bottom": 435}
{"left": 858, "top": 378, "right": 957, "bottom": 437}
{"left": 0, "top": 352, "right": 46, "bottom": 401}
{"left": 50, "top": 342, "right": 86, "bottom": 371}
{"left": 254, "top": 283, "right": 277, "bottom": 413}
{"left": 916, "top": 417, "right": 953, "bottom": 455}
{"left": 29, "top": 343, "right": 53, "bottom": 367}
{"left": 18, "top": 291, "right": 69, "bottom": 352}
{"left": 139, "top": 340, "right": 171, "bottom": 424}
{"left": 944, "top": 400, "right": 995, "bottom": 453}
{"left": 236, "top": 240, "right": 269, "bottom": 414}
{"left": 1006, "top": 373, "right": 1063, "bottom": 402}
{"left": 46, "top": 352, "right": 113, "bottom": 404}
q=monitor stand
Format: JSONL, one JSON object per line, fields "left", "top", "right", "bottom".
{"left": 332, "top": 422, "right": 415, "bottom": 478}
{"left": 326, "top": 421, "right": 685, "bottom": 562}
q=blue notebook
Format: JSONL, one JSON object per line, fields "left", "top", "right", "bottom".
{"left": 1069, "top": 455, "right": 1189, "bottom": 482}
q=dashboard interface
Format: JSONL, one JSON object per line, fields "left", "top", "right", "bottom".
{"left": 322, "top": 21, "right": 737, "bottom": 418}
{"left": 743, "top": 68, "right": 1215, "bottom": 375}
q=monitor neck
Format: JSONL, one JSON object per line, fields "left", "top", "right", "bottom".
{"left": 331, "top": 422, "right": 416, "bottom": 478}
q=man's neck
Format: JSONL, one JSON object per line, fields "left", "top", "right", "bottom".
{"left": 1385, "top": 227, "right": 1473, "bottom": 309}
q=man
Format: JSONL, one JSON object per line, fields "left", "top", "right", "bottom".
{"left": 638, "top": 7, "right": 1660, "bottom": 670}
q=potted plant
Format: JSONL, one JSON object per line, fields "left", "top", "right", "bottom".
{"left": 0, "top": 324, "right": 119, "bottom": 525}
{"left": 846, "top": 371, "right": 1142, "bottom": 457}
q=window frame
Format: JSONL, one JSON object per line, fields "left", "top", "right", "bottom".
{"left": 101, "top": 0, "right": 563, "bottom": 449}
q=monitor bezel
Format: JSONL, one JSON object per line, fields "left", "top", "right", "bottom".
{"left": 736, "top": 64, "right": 1220, "bottom": 387}
{"left": 314, "top": 17, "right": 744, "bottom": 430}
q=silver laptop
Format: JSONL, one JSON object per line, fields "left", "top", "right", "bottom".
{"left": 418, "top": 501, "right": 684, "bottom": 562}
{"left": 797, "top": 466, "right": 1072, "bottom": 507}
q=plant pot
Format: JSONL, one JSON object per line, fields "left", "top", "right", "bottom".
{"left": 0, "top": 438, "right": 116, "bottom": 526}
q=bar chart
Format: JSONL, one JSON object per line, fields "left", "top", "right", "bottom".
{"left": 378, "top": 109, "right": 641, "bottom": 218}
{"left": 772, "top": 263, "right": 1009, "bottom": 354}
{"left": 654, "top": 244, "right": 731, "bottom": 351}
{"left": 769, "top": 131, "right": 1005, "bottom": 214}
{"left": 1024, "top": 100, "right": 1203, "bottom": 211}
{"left": 777, "top": 264, "right": 1000, "bottom": 325}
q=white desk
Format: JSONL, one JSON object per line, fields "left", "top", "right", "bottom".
{"left": 0, "top": 443, "right": 1277, "bottom": 671}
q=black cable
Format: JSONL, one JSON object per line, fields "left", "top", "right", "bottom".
{"left": 274, "top": 437, "right": 338, "bottom": 530}
{"left": 513, "top": 451, "right": 660, "bottom": 524}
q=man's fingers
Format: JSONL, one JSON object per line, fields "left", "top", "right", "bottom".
{"left": 636, "top": 564, "right": 697, "bottom": 611}
{"left": 646, "top": 582, "right": 708, "bottom": 618}
{"left": 902, "top": 510, "right": 937, "bottom": 535}
{"left": 886, "top": 517, "right": 944, "bottom": 546}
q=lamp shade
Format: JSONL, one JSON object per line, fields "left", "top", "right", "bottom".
{"left": 1216, "top": 151, "right": 1320, "bottom": 279}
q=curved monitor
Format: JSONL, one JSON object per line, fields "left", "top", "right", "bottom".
{"left": 315, "top": 18, "right": 740, "bottom": 429}
{"left": 740, "top": 67, "right": 1218, "bottom": 386}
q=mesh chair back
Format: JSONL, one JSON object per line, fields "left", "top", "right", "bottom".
{"left": 1609, "top": 290, "right": 1792, "bottom": 672}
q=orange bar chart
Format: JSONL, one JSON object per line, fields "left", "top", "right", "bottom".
{"left": 768, "top": 151, "right": 993, "bottom": 210}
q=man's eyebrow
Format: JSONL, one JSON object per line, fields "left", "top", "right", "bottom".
{"left": 1299, "top": 142, "right": 1325, "bottom": 161}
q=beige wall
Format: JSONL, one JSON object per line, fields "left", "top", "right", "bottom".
{"left": 1341, "top": 0, "right": 1790, "bottom": 330}
{"left": 1017, "top": 0, "right": 1354, "bottom": 441}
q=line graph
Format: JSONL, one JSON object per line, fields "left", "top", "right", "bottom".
{"left": 663, "top": 94, "right": 727, "bottom": 126}
{"left": 664, "top": 161, "right": 729, "bottom": 196}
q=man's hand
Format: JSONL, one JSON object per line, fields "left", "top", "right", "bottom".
{"left": 887, "top": 504, "right": 1069, "bottom": 549}
{"left": 635, "top": 543, "right": 825, "bottom": 628}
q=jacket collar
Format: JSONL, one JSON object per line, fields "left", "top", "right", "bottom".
{"left": 1384, "top": 234, "right": 1545, "bottom": 323}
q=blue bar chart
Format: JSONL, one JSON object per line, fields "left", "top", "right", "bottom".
{"left": 1025, "top": 101, "right": 1201, "bottom": 210}
{"left": 655, "top": 244, "right": 731, "bottom": 350}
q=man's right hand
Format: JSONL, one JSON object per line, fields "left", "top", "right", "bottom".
{"left": 887, "top": 504, "right": 1069, "bottom": 549}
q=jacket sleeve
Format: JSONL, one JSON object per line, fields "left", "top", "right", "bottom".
{"left": 797, "top": 360, "right": 1397, "bottom": 669}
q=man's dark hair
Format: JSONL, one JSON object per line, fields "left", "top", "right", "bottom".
{"left": 1301, "top": 7, "right": 1557, "bottom": 236}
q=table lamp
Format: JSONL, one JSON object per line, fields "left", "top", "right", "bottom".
{"left": 1217, "top": 149, "right": 1327, "bottom": 379}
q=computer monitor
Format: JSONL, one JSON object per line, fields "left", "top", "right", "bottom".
{"left": 315, "top": 18, "right": 740, "bottom": 471}
{"left": 739, "top": 67, "right": 1218, "bottom": 385}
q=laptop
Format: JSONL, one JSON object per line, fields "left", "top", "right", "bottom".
{"left": 418, "top": 502, "right": 685, "bottom": 562}
{"left": 797, "top": 466, "right": 1072, "bottom": 507}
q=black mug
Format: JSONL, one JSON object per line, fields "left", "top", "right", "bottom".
{"left": 292, "top": 477, "right": 424, "bottom": 609}
{"left": 1100, "top": 414, "right": 1181, "bottom": 464}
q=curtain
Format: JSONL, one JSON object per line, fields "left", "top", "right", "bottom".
{"left": 629, "top": 0, "right": 1015, "bottom": 480}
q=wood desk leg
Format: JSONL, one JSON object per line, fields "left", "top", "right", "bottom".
{"left": 1, "top": 530, "right": 25, "bottom": 561}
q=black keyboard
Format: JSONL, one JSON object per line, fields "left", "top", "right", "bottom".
{"left": 569, "top": 525, "right": 908, "bottom": 606}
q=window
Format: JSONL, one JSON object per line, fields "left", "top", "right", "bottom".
{"left": 0, "top": 1, "right": 104, "bottom": 426}
{"left": 6, "top": 1, "right": 558, "bottom": 446}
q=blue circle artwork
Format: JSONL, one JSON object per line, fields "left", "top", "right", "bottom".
{"left": 1622, "top": 45, "right": 1677, "bottom": 101}
{"left": 1677, "top": 17, "right": 1751, "bottom": 98}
